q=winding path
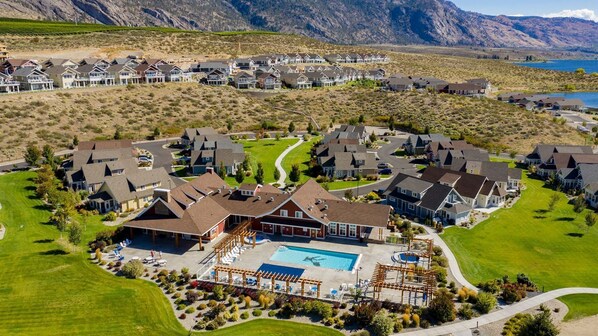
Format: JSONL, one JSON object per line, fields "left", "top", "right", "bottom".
{"left": 273, "top": 138, "right": 304, "bottom": 187}
{"left": 400, "top": 287, "right": 598, "bottom": 336}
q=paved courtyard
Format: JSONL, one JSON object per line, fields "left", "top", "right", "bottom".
{"left": 116, "top": 232, "right": 432, "bottom": 304}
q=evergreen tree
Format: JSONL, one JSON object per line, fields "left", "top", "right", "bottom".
{"left": 288, "top": 121, "right": 296, "bottom": 134}
{"left": 427, "top": 289, "right": 456, "bottom": 323}
{"left": 218, "top": 161, "right": 226, "bottom": 179}
{"left": 72, "top": 134, "right": 79, "bottom": 146}
{"left": 235, "top": 168, "right": 245, "bottom": 184}
{"left": 518, "top": 310, "right": 559, "bottom": 336}
{"left": 255, "top": 162, "right": 265, "bottom": 184}
{"left": 274, "top": 168, "right": 281, "bottom": 181}
{"left": 306, "top": 123, "right": 314, "bottom": 134}
{"left": 42, "top": 144, "right": 55, "bottom": 169}
{"left": 68, "top": 222, "right": 83, "bottom": 245}
{"left": 289, "top": 164, "right": 301, "bottom": 183}
{"left": 114, "top": 128, "right": 123, "bottom": 140}
{"left": 24, "top": 143, "right": 41, "bottom": 167}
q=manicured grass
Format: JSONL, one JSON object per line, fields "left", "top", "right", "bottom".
{"left": 0, "top": 172, "right": 187, "bottom": 335}
{"left": 206, "top": 319, "right": 341, "bottom": 336}
{"left": 326, "top": 179, "right": 377, "bottom": 191}
{"left": 442, "top": 173, "right": 598, "bottom": 316}
{"left": 281, "top": 137, "right": 321, "bottom": 184}
{"left": 227, "top": 138, "right": 299, "bottom": 187}
{"left": 560, "top": 295, "right": 598, "bottom": 321}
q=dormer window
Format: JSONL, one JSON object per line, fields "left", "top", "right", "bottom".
{"left": 295, "top": 211, "right": 303, "bottom": 218}
{"left": 280, "top": 210, "right": 288, "bottom": 217}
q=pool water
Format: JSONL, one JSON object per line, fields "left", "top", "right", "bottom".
{"left": 270, "top": 245, "right": 359, "bottom": 271}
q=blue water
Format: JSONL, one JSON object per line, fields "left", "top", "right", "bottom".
{"left": 515, "top": 60, "right": 598, "bottom": 74}
{"left": 270, "top": 245, "right": 359, "bottom": 271}
{"left": 545, "top": 92, "right": 598, "bottom": 109}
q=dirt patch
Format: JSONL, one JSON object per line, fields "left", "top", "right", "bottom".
{"left": 560, "top": 315, "right": 598, "bottom": 336}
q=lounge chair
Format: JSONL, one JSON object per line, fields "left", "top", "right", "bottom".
{"left": 125, "top": 238, "right": 131, "bottom": 245}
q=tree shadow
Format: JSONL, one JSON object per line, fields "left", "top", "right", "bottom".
{"left": 566, "top": 233, "right": 584, "bottom": 238}
{"left": 33, "top": 239, "right": 54, "bottom": 244}
{"left": 533, "top": 215, "right": 547, "bottom": 219}
{"left": 33, "top": 204, "right": 51, "bottom": 211}
{"left": 24, "top": 185, "right": 36, "bottom": 191}
{"left": 263, "top": 143, "right": 275, "bottom": 146}
{"left": 39, "top": 249, "right": 69, "bottom": 255}
{"left": 534, "top": 209, "right": 548, "bottom": 214}
{"left": 556, "top": 217, "right": 575, "bottom": 222}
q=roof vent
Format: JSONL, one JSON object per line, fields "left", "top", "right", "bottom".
{"left": 216, "top": 188, "right": 221, "bottom": 194}
{"left": 323, "top": 204, "right": 328, "bottom": 210}
{"left": 257, "top": 196, "right": 261, "bottom": 201}
{"left": 323, "top": 214, "right": 327, "bottom": 218}
{"left": 315, "top": 199, "right": 321, "bottom": 204}
{"left": 308, "top": 206, "right": 313, "bottom": 211}
{"left": 269, "top": 196, "right": 275, "bottom": 202}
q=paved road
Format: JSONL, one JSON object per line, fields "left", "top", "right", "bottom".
{"left": 135, "top": 139, "right": 179, "bottom": 172}
{"left": 331, "top": 135, "right": 418, "bottom": 198}
{"left": 274, "top": 138, "right": 304, "bottom": 186}
{"left": 400, "top": 287, "right": 598, "bottom": 336}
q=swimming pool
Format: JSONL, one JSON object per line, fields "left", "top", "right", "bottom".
{"left": 270, "top": 245, "right": 360, "bottom": 272}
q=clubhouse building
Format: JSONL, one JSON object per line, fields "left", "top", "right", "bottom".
{"left": 125, "top": 169, "right": 391, "bottom": 248}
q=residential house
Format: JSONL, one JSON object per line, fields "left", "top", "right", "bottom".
{"left": 435, "top": 148, "right": 489, "bottom": 171}
{"left": 551, "top": 155, "right": 598, "bottom": 189}
{"left": 188, "top": 134, "right": 245, "bottom": 175}
{"left": 181, "top": 127, "right": 219, "bottom": 147}
{"left": 135, "top": 64, "right": 165, "bottom": 84}
{"left": 1, "top": 59, "right": 39, "bottom": 75}
{"left": 67, "top": 157, "right": 140, "bottom": 193}
{"left": 77, "top": 64, "right": 116, "bottom": 86}
{"left": 105, "top": 64, "right": 141, "bottom": 85}
{"left": 463, "top": 161, "right": 522, "bottom": 192}
{"left": 196, "top": 61, "right": 234, "bottom": 75}
{"left": 281, "top": 73, "right": 312, "bottom": 89}
{"left": 43, "top": 66, "right": 81, "bottom": 89}
{"left": 525, "top": 144, "right": 593, "bottom": 169}
{"left": 384, "top": 77, "right": 414, "bottom": 91}
{"left": 537, "top": 97, "right": 566, "bottom": 109}
{"left": 126, "top": 175, "right": 391, "bottom": 244}
{"left": 0, "top": 73, "right": 20, "bottom": 93}
{"left": 88, "top": 167, "right": 175, "bottom": 213}
{"left": 65, "top": 139, "right": 135, "bottom": 172}
{"left": 111, "top": 58, "right": 140, "bottom": 67}
{"left": 364, "top": 69, "right": 386, "bottom": 81}
{"left": 305, "top": 71, "right": 335, "bottom": 87}
{"left": 315, "top": 143, "right": 366, "bottom": 165}
{"left": 384, "top": 173, "right": 471, "bottom": 225}
{"left": 420, "top": 167, "right": 506, "bottom": 209}
{"left": 79, "top": 58, "right": 111, "bottom": 70}
{"left": 233, "top": 71, "right": 257, "bottom": 89}
{"left": 12, "top": 67, "right": 54, "bottom": 91}
{"left": 205, "top": 69, "right": 228, "bottom": 86}
{"left": 0, "top": 43, "right": 7, "bottom": 63}
{"left": 441, "top": 83, "right": 485, "bottom": 96}
{"left": 465, "top": 78, "right": 491, "bottom": 92}
{"left": 235, "top": 59, "right": 256, "bottom": 71}
{"left": 257, "top": 73, "right": 282, "bottom": 90}
{"left": 142, "top": 59, "right": 168, "bottom": 67}
{"left": 410, "top": 76, "right": 448, "bottom": 91}
{"left": 252, "top": 56, "right": 277, "bottom": 67}
{"left": 553, "top": 99, "right": 585, "bottom": 111}
{"left": 156, "top": 64, "right": 187, "bottom": 82}
{"left": 424, "top": 140, "right": 474, "bottom": 162}
{"left": 584, "top": 183, "right": 598, "bottom": 208}
{"left": 404, "top": 134, "right": 451, "bottom": 155}
{"left": 43, "top": 58, "right": 78, "bottom": 69}
{"left": 321, "top": 152, "right": 377, "bottom": 178}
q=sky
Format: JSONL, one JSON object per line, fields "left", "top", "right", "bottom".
{"left": 449, "top": 0, "right": 598, "bottom": 21}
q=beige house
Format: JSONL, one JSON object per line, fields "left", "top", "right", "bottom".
{"left": 44, "top": 66, "right": 81, "bottom": 89}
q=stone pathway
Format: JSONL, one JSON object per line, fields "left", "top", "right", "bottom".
{"left": 400, "top": 288, "right": 598, "bottom": 336}
{"left": 273, "top": 138, "right": 304, "bottom": 187}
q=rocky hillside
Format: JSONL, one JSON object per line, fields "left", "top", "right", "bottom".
{"left": 1, "top": 0, "right": 597, "bottom": 48}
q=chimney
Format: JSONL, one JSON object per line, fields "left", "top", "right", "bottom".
{"left": 206, "top": 167, "right": 215, "bottom": 174}
{"left": 154, "top": 188, "right": 171, "bottom": 203}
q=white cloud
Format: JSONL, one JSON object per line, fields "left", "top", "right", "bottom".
{"left": 544, "top": 9, "right": 598, "bottom": 22}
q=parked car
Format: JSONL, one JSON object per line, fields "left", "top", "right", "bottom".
{"left": 378, "top": 168, "right": 392, "bottom": 175}
{"left": 377, "top": 162, "right": 391, "bottom": 169}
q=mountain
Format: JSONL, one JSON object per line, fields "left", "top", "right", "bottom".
{"left": 1, "top": 0, "right": 597, "bottom": 48}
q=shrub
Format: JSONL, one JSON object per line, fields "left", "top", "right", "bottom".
{"left": 244, "top": 295, "right": 252, "bottom": 309}
{"left": 457, "top": 304, "right": 475, "bottom": 320}
{"left": 177, "top": 304, "right": 187, "bottom": 310}
{"left": 205, "top": 321, "right": 219, "bottom": 330}
{"left": 420, "top": 319, "right": 430, "bottom": 329}
{"left": 411, "top": 314, "right": 420, "bottom": 327}
{"left": 104, "top": 211, "right": 117, "bottom": 221}
{"left": 427, "top": 289, "right": 456, "bottom": 323}
{"left": 179, "top": 313, "right": 186, "bottom": 319}
{"left": 198, "top": 303, "right": 207, "bottom": 310}
{"left": 230, "top": 312, "right": 239, "bottom": 321}
{"left": 335, "top": 320, "right": 345, "bottom": 329}
{"left": 474, "top": 292, "right": 497, "bottom": 314}
{"left": 174, "top": 298, "right": 182, "bottom": 305}
{"left": 185, "top": 307, "right": 196, "bottom": 314}
{"left": 208, "top": 299, "right": 217, "bottom": 307}
{"left": 252, "top": 309, "right": 263, "bottom": 317}
{"left": 371, "top": 309, "right": 395, "bottom": 336}
{"left": 121, "top": 260, "right": 144, "bottom": 278}
{"left": 240, "top": 311, "right": 249, "bottom": 320}
{"left": 173, "top": 292, "right": 181, "bottom": 299}
{"left": 268, "top": 310, "right": 277, "bottom": 317}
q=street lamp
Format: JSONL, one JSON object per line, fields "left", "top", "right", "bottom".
{"left": 355, "top": 266, "right": 363, "bottom": 286}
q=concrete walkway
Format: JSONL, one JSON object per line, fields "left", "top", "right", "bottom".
{"left": 400, "top": 288, "right": 598, "bottom": 336}
{"left": 273, "top": 138, "right": 304, "bottom": 187}
{"left": 421, "top": 225, "right": 478, "bottom": 292}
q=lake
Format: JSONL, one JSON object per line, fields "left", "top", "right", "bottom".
{"left": 515, "top": 59, "right": 598, "bottom": 74}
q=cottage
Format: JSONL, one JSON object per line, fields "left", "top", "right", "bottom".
{"left": 42, "top": 58, "right": 78, "bottom": 69}
{"left": 305, "top": 71, "right": 334, "bottom": 87}
{"left": 233, "top": 71, "right": 257, "bottom": 89}
{"left": 12, "top": 67, "right": 53, "bottom": 91}
{"left": 157, "top": 64, "right": 187, "bottom": 82}
{"left": 205, "top": 69, "right": 228, "bottom": 86}
{"left": 235, "top": 58, "right": 256, "bottom": 71}
{"left": 105, "top": 64, "right": 141, "bottom": 85}
{"left": 257, "top": 73, "right": 282, "bottom": 90}
{"left": 43, "top": 66, "right": 81, "bottom": 89}
{"left": 281, "top": 73, "right": 312, "bottom": 89}
{"left": 111, "top": 58, "right": 140, "bottom": 67}
{"left": 404, "top": 134, "right": 451, "bottom": 156}
{"left": 315, "top": 143, "right": 366, "bottom": 165}
{"left": 321, "top": 152, "right": 377, "bottom": 178}
{"left": 442, "top": 83, "right": 485, "bottom": 96}
{"left": 88, "top": 167, "right": 175, "bottom": 213}
{"left": 135, "top": 64, "right": 165, "bottom": 84}
{"left": 76, "top": 64, "right": 115, "bottom": 86}
{"left": 525, "top": 144, "right": 593, "bottom": 168}
{"left": 0, "top": 73, "right": 20, "bottom": 93}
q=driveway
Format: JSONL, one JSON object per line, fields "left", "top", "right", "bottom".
{"left": 135, "top": 139, "right": 180, "bottom": 172}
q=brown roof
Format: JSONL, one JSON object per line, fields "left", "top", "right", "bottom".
{"left": 421, "top": 167, "right": 487, "bottom": 199}
{"left": 78, "top": 140, "right": 133, "bottom": 151}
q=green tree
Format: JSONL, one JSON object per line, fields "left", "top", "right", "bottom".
{"left": 575, "top": 68, "right": 586, "bottom": 75}
{"left": 114, "top": 128, "right": 123, "bottom": 140}
{"left": 72, "top": 134, "right": 79, "bottom": 146}
{"left": 518, "top": 310, "right": 559, "bottom": 336}
{"left": 344, "top": 189, "right": 354, "bottom": 201}
{"left": 307, "top": 122, "right": 314, "bottom": 134}
{"left": 369, "top": 131, "right": 377, "bottom": 143}
{"left": 288, "top": 121, "right": 296, "bottom": 134}
{"left": 242, "top": 157, "right": 251, "bottom": 172}
{"left": 388, "top": 116, "right": 395, "bottom": 131}
{"left": 255, "top": 162, "right": 264, "bottom": 184}
{"left": 153, "top": 127, "right": 161, "bottom": 138}
{"left": 289, "top": 164, "right": 301, "bottom": 183}
{"left": 273, "top": 168, "right": 281, "bottom": 181}
{"left": 42, "top": 144, "right": 55, "bottom": 167}
{"left": 226, "top": 119, "right": 233, "bottom": 132}
{"left": 584, "top": 212, "right": 596, "bottom": 231}
{"left": 427, "top": 289, "right": 456, "bottom": 323}
{"left": 370, "top": 309, "right": 394, "bottom": 336}
{"left": 35, "top": 164, "right": 58, "bottom": 199}
{"left": 275, "top": 132, "right": 281, "bottom": 141}
{"left": 547, "top": 193, "right": 560, "bottom": 212}
{"left": 218, "top": 162, "right": 226, "bottom": 178}
{"left": 358, "top": 114, "right": 365, "bottom": 124}
{"left": 24, "top": 142, "right": 41, "bottom": 167}
{"left": 474, "top": 292, "right": 497, "bottom": 314}
{"left": 68, "top": 221, "right": 83, "bottom": 245}
{"left": 235, "top": 168, "right": 245, "bottom": 184}
{"left": 573, "top": 195, "right": 586, "bottom": 214}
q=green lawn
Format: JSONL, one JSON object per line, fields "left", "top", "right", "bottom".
{"left": 207, "top": 319, "right": 341, "bottom": 336}
{"left": 281, "top": 137, "right": 321, "bottom": 184}
{"left": 326, "top": 179, "right": 376, "bottom": 191}
{"left": 227, "top": 138, "right": 299, "bottom": 187}
{"left": 442, "top": 173, "right": 598, "bottom": 319}
{"left": 0, "top": 172, "right": 187, "bottom": 335}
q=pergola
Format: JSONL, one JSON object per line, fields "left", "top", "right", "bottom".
{"left": 213, "top": 220, "right": 256, "bottom": 263}
{"left": 370, "top": 262, "right": 436, "bottom": 306}
{"left": 213, "top": 265, "right": 323, "bottom": 298}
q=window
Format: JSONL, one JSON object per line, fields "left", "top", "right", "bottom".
{"left": 295, "top": 211, "right": 303, "bottom": 218}
{"left": 349, "top": 225, "right": 357, "bottom": 237}
{"left": 280, "top": 209, "right": 288, "bottom": 217}
{"left": 329, "top": 223, "right": 337, "bottom": 235}
{"left": 408, "top": 204, "right": 415, "bottom": 210}
{"left": 401, "top": 189, "right": 407, "bottom": 194}
{"left": 338, "top": 224, "right": 347, "bottom": 236}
